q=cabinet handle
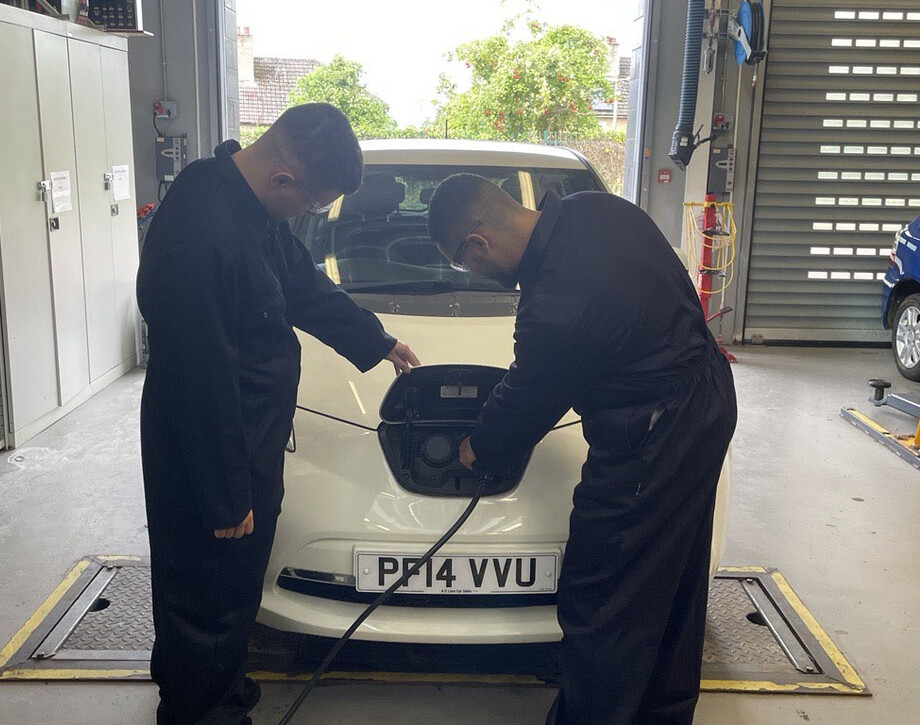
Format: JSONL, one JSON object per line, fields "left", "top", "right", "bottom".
{"left": 103, "top": 172, "right": 114, "bottom": 191}
{"left": 37, "top": 180, "right": 51, "bottom": 202}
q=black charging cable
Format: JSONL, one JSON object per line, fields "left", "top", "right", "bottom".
{"left": 277, "top": 473, "right": 490, "bottom": 724}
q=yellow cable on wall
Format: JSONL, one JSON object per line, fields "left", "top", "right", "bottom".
{"left": 683, "top": 201, "right": 737, "bottom": 297}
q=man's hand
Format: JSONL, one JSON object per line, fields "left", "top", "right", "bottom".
{"left": 386, "top": 341, "right": 420, "bottom": 374}
{"left": 214, "top": 510, "right": 254, "bottom": 539}
{"left": 459, "top": 437, "right": 477, "bottom": 471}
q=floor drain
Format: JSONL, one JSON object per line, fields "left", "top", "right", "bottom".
{"left": 746, "top": 611, "right": 768, "bottom": 627}
{"left": 89, "top": 598, "right": 111, "bottom": 613}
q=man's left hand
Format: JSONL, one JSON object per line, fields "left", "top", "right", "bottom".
{"left": 214, "top": 509, "right": 254, "bottom": 540}
{"left": 387, "top": 341, "right": 420, "bottom": 374}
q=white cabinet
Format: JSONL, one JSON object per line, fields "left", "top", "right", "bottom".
{"left": 70, "top": 38, "right": 122, "bottom": 382}
{"left": 0, "top": 20, "right": 60, "bottom": 440}
{"left": 0, "top": 5, "right": 139, "bottom": 447}
{"left": 35, "top": 29, "right": 91, "bottom": 405}
{"left": 101, "top": 46, "right": 141, "bottom": 370}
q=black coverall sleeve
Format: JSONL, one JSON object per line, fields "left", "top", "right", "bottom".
{"left": 284, "top": 242, "right": 396, "bottom": 372}
{"left": 470, "top": 322, "right": 593, "bottom": 473}
{"left": 143, "top": 240, "right": 253, "bottom": 531}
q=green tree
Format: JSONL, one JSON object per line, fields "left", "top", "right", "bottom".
{"left": 434, "top": 18, "right": 615, "bottom": 142}
{"left": 239, "top": 125, "right": 268, "bottom": 148}
{"left": 287, "top": 55, "right": 398, "bottom": 139}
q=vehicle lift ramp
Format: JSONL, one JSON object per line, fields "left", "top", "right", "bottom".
{"left": 842, "top": 381, "right": 920, "bottom": 470}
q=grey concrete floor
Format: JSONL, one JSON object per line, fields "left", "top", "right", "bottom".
{"left": 0, "top": 347, "right": 917, "bottom": 724}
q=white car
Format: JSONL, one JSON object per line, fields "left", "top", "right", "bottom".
{"left": 257, "top": 140, "right": 731, "bottom": 644}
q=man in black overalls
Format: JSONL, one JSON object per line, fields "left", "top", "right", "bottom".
{"left": 427, "top": 174, "right": 736, "bottom": 725}
{"left": 137, "top": 104, "right": 419, "bottom": 724}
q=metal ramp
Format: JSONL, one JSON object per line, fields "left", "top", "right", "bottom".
{"left": 0, "top": 558, "right": 868, "bottom": 695}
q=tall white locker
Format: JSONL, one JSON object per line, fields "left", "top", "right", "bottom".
{"left": 101, "top": 45, "right": 141, "bottom": 370}
{"left": 0, "top": 21, "right": 60, "bottom": 434}
{"left": 34, "top": 29, "right": 92, "bottom": 404}
{"left": 70, "top": 38, "right": 121, "bottom": 383}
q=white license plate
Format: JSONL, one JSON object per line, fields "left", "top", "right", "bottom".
{"left": 354, "top": 553, "right": 559, "bottom": 595}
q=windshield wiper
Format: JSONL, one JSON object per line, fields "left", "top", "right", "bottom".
{"left": 343, "top": 280, "right": 456, "bottom": 294}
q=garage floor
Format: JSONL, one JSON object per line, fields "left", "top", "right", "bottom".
{"left": 0, "top": 347, "right": 916, "bottom": 724}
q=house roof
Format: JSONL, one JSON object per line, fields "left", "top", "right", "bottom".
{"left": 615, "top": 57, "right": 632, "bottom": 118}
{"left": 593, "top": 56, "right": 632, "bottom": 120}
{"left": 240, "top": 57, "right": 320, "bottom": 126}
{"left": 615, "top": 81, "right": 630, "bottom": 118}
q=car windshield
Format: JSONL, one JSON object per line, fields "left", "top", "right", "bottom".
{"left": 289, "top": 163, "right": 602, "bottom": 294}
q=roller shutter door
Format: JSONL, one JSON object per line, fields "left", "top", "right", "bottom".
{"left": 745, "top": 1, "right": 920, "bottom": 342}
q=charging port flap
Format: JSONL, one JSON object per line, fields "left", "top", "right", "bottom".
{"left": 377, "top": 365, "right": 530, "bottom": 497}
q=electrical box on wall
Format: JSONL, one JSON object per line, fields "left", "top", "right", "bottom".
{"left": 153, "top": 100, "right": 178, "bottom": 119}
{"left": 87, "top": 0, "right": 144, "bottom": 33}
{"left": 156, "top": 135, "right": 187, "bottom": 183}
{"left": 712, "top": 112, "right": 734, "bottom": 132}
{"left": 708, "top": 145, "right": 736, "bottom": 195}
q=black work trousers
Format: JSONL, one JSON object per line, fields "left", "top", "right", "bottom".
{"left": 146, "top": 498, "right": 277, "bottom": 725}
{"left": 548, "top": 349, "right": 736, "bottom": 725}
{"left": 142, "top": 390, "right": 281, "bottom": 724}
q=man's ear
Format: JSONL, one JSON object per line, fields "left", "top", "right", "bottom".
{"left": 466, "top": 234, "right": 490, "bottom": 257}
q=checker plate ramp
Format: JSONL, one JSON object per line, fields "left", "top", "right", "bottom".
{"left": 704, "top": 575, "right": 798, "bottom": 673}
{"left": 0, "top": 559, "right": 868, "bottom": 695}
{"left": 63, "top": 566, "right": 155, "bottom": 653}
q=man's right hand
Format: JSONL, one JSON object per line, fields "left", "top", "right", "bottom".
{"left": 387, "top": 341, "right": 421, "bottom": 374}
{"left": 214, "top": 510, "right": 254, "bottom": 539}
{"left": 459, "top": 437, "right": 477, "bottom": 471}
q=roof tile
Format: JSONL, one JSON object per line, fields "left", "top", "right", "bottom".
{"left": 240, "top": 57, "right": 320, "bottom": 126}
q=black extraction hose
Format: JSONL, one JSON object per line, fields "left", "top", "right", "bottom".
{"left": 668, "top": 0, "right": 706, "bottom": 169}
{"left": 277, "top": 474, "right": 489, "bottom": 724}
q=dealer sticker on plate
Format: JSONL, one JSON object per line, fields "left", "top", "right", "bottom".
{"left": 354, "top": 552, "right": 559, "bottom": 594}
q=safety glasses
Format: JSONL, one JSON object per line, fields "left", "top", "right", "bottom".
{"left": 305, "top": 197, "right": 337, "bottom": 216}
{"left": 450, "top": 220, "right": 482, "bottom": 272}
{"left": 293, "top": 178, "right": 337, "bottom": 216}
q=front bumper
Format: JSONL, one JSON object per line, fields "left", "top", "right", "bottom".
{"left": 258, "top": 587, "right": 562, "bottom": 644}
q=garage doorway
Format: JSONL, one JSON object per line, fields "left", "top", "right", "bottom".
{"left": 233, "top": 1, "right": 645, "bottom": 198}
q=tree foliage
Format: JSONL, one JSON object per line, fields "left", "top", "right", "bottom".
{"left": 239, "top": 124, "right": 268, "bottom": 147}
{"left": 433, "top": 19, "right": 614, "bottom": 141}
{"left": 287, "top": 55, "right": 398, "bottom": 139}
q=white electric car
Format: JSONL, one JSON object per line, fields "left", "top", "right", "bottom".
{"left": 258, "top": 140, "right": 732, "bottom": 644}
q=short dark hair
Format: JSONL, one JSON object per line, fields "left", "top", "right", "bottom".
{"left": 269, "top": 103, "right": 363, "bottom": 194}
{"left": 428, "top": 173, "right": 506, "bottom": 252}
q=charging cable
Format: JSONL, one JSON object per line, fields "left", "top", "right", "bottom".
{"left": 277, "top": 474, "right": 489, "bottom": 724}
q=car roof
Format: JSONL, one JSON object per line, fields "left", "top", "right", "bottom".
{"left": 359, "top": 139, "right": 589, "bottom": 170}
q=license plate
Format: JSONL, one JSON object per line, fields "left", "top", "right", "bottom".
{"left": 354, "top": 552, "right": 559, "bottom": 595}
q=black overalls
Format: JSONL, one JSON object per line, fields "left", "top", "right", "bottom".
{"left": 469, "top": 190, "right": 737, "bottom": 725}
{"left": 137, "top": 140, "right": 394, "bottom": 724}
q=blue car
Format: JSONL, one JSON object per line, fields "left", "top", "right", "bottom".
{"left": 883, "top": 213, "right": 920, "bottom": 381}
